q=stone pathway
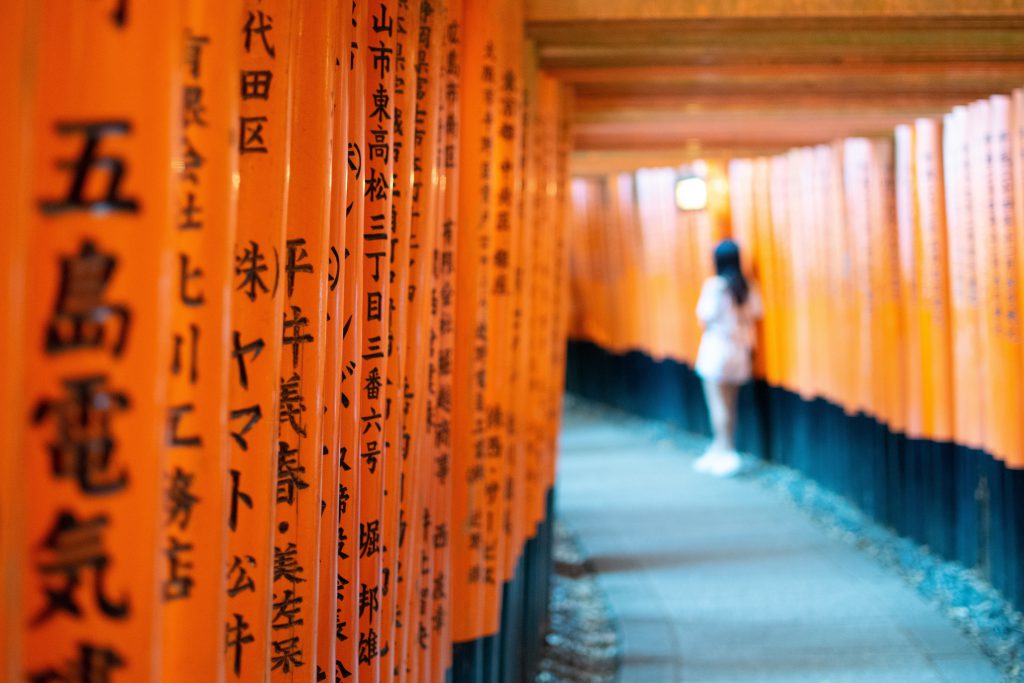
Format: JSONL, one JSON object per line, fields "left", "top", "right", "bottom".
{"left": 555, "top": 403, "right": 1007, "bottom": 683}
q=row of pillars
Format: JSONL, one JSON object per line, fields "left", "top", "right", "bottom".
{"left": 0, "top": 1, "right": 572, "bottom": 681}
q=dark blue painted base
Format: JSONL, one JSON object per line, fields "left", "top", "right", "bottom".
{"left": 450, "top": 489, "right": 555, "bottom": 683}
{"left": 564, "top": 339, "right": 1024, "bottom": 613}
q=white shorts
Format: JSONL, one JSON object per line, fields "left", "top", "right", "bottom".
{"left": 695, "top": 335, "right": 752, "bottom": 384}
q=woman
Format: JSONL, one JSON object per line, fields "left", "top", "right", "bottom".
{"left": 692, "top": 239, "right": 762, "bottom": 477}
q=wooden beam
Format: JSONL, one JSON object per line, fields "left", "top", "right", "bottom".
{"left": 535, "top": 27, "right": 1024, "bottom": 69}
{"left": 527, "top": 0, "right": 1024, "bottom": 23}
{"left": 550, "top": 62, "right": 1024, "bottom": 84}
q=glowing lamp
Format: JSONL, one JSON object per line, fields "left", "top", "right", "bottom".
{"left": 675, "top": 175, "right": 707, "bottom": 211}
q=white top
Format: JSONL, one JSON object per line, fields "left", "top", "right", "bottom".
{"left": 695, "top": 275, "right": 763, "bottom": 383}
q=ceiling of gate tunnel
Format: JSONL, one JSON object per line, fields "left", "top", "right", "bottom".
{"left": 524, "top": 0, "right": 1024, "bottom": 172}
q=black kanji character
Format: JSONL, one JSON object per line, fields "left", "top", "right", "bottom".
{"left": 163, "top": 536, "right": 194, "bottom": 600}
{"left": 235, "top": 240, "right": 274, "bottom": 301}
{"left": 226, "top": 613, "right": 255, "bottom": 677}
{"left": 271, "top": 589, "right": 304, "bottom": 630}
{"left": 279, "top": 373, "right": 307, "bottom": 438}
{"left": 239, "top": 116, "right": 269, "bottom": 154}
{"left": 358, "top": 582, "right": 379, "bottom": 618}
{"left": 364, "top": 368, "right": 383, "bottom": 401}
{"left": 358, "top": 628, "right": 378, "bottom": 664}
{"left": 359, "top": 520, "right": 380, "bottom": 558}
{"left": 179, "top": 253, "right": 205, "bottom": 307}
{"left": 231, "top": 332, "right": 265, "bottom": 390}
{"left": 168, "top": 403, "right": 202, "bottom": 448}
{"left": 243, "top": 11, "right": 276, "bottom": 58}
{"left": 360, "top": 440, "right": 380, "bottom": 475}
{"left": 241, "top": 70, "right": 273, "bottom": 100}
{"left": 39, "top": 121, "right": 139, "bottom": 215}
{"left": 33, "top": 375, "right": 129, "bottom": 495}
{"left": 369, "top": 43, "right": 393, "bottom": 80}
{"left": 228, "top": 469, "right": 253, "bottom": 532}
{"left": 183, "top": 86, "right": 208, "bottom": 128}
{"left": 226, "top": 554, "right": 257, "bottom": 597}
{"left": 282, "top": 305, "right": 314, "bottom": 368}
{"left": 32, "top": 510, "right": 129, "bottom": 625}
{"left": 166, "top": 467, "right": 199, "bottom": 530}
{"left": 285, "top": 238, "right": 314, "bottom": 296}
{"left": 276, "top": 442, "right": 309, "bottom": 506}
{"left": 171, "top": 323, "right": 199, "bottom": 384}
{"left": 338, "top": 525, "right": 350, "bottom": 560}
{"left": 181, "top": 138, "right": 204, "bottom": 185}
{"left": 364, "top": 168, "right": 389, "bottom": 200}
{"left": 362, "top": 335, "right": 384, "bottom": 361}
{"left": 185, "top": 30, "right": 210, "bottom": 78}
{"left": 271, "top": 637, "right": 304, "bottom": 673}
{"left": 229, "top": 405, "right": 262, "bottom": 451}
{"left": 371, "top": 3, "right": 394, "bottom": 35}
{"left": 45, "top": 240, "right": 130, "bottom": 357}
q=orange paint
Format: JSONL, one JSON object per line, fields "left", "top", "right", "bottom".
{"left": 451, "top": 0, "right": 491, "bottom": 643}
{"left": 430, "top": 2, "right": 462, "bottom": 674}
{"left": 397, "top": 0, "right": 445, "bottom": 677}
{"left": 985, "top": 94, "right": 1022, "bottom": 465}
{"left": 161, "top": 1, "right": 241, "bottom": 680}
{"left": 357, "top": 0, "right": 397, "bottom": 678}
{"left": 270, "top": 0, "right": 337, "bottom": 680}
{"left": 226, "top": 0, "right": 294, "bottom": 679}
{"left": 336, "top": 3, "right": 369, "bottom": 681}
{"left": 381, "top": 2, "right": 420, "bottom": 676}
{"left": 913, "top": 117, "right": 955, "bottom": 443}
{"left": 0, "top": 3, "right": 34, "bottom": 680}
{"left": 22, "top": 2, "right": 181, "bottom": 680}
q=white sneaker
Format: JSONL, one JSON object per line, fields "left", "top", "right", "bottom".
{"left": 708, "top": 450, "right": 742, "bottom": 477}
{"left": 692, "top": 449, "right": 719, "bottom": 473}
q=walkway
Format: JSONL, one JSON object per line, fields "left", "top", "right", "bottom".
{"left": 555, "top": 404, "right": 1005, "bottom": 683}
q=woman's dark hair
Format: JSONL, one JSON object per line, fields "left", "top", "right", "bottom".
{"left": 713, "top": 239, "right": 749, "bottom": 305}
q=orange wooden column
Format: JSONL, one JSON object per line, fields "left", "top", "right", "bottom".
{"left": 479, "top": 0, "right": 526, "bottom": 629}
{"left": 381, "top": 2, "right": 420, "bottom": 676}
{"left": 895, "top": 124, "right": 924, "bottom": 440}
{"left": 868, "top": 139, "right": 903, "bottom": 432}
{"left": 546, "top": 83, "right": 573, "bottom": 498}
{"left": 430, "top": 1, "right": 463, "bottom": 676}
{"left": 527, "top": 76, "right": 552, "bottom": 536}
{"left": 942, "top": 106, "right": 983, "bottom": 450}
{"left": 0, "top": 3, "right": 35, "bottom": 681}
{"left": 21, "top": 2, "right": 180, "bottom": 680}
{"left": 316, "top": 2, "right": 352, "bottom": 679}
{"left": 914, "top": 117, "right": 955, "bottom": 444}
{"left": 270, "top": 1, "right": 337, "bottom": 679}
{"left": 751, "top": 157, "right": 780, "bottom": 389}
{"left": 843, "top": 139, "right": 875, "bottom": 417}
{"left": 397, "top": 0, "right": 446, "bottom": 678}
{"left": 509, "top": 43, "right": 539, "bottom": 573}
{"left": 161, "top": 2, "right": 241, "bottom": 680}
{"left": 226, "top": 1, "right": 294, "bottom": 679}
{"left": 1011, "top": 88, "right": 1024, "bottom": 466}
{"left": 451, "top": 0, "right": 492, "bottom": 646}
{"left": 868, "top": 140, "right": 901, "bottom": 428}
{"left": 357, "top": 1, "right": 397, "bottom": 678}
{"left": 986, "top": 94, "right": 1023, "bottom": 466}
{"left": 337, "top": 2, "right": 368, "bottom": 680}
{"left": 1011, "top": 87, "right": 1024, "bottom": 469}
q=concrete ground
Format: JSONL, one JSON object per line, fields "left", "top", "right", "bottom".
{"left": 555, "top": 404, "right": 1006, "bottom": 683}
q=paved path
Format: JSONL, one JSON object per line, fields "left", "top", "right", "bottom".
{"left": 556, "top": 405, "right": 1005, "bottom": 683}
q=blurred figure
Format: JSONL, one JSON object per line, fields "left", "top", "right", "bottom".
{"left": 692, "top": 239, "right": 762, "bottom": 477}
